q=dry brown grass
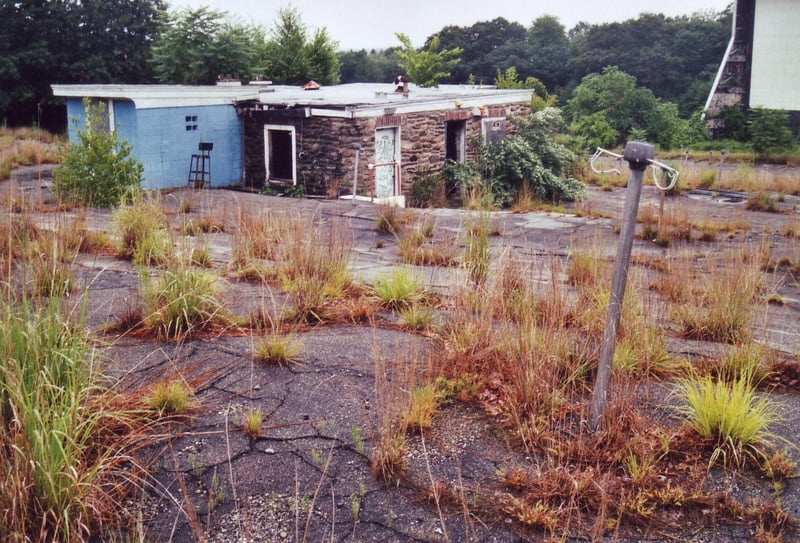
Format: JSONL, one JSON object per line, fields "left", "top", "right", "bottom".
{"left": 398, "top": 228, "right": 459, "bottom": 267}
{"left": 231, "top": 208, "right": 288, "bottom": 269}
{"left": 0, "top": 127, "right": 60, "bottom": 180}
{"left": 674, "top": 246, "right": 767, "bottom": 344}
{"left": 671, "top": 160, "right": 800, "bottom": 195}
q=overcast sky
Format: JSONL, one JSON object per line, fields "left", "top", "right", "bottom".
{"left": 174, "top": 0, "right": 732, "bottom": 51}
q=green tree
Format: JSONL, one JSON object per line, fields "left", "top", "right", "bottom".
{"left": 645, "top": 101, "right": 685, "bottom": 149}
{"left": 264, "top": 7, "right": 340, "bottom": 85}
{"left": 566, "top": 10, "right": 730, "bottom": 114}
{"left": 0, "top": 0, "right": 164, "bottom": 128}
{"left": 432, "top": 18, "right": 527, "bottom": 83}
{"left": 151, "top": 7, "right": 263, "bottom": 84}
{"left": 714, "top": 106, "right": 750, "bottom": 141}
{"left": 566, "top": 66, "right": 690, "bottom": 149}
{"left": 394, "top": 33, "right": 461, "bottom": 88}
{"left": 306, "top": 27, "right": 342, "bottom": 84}
{"left": 495, "top": 67, "right": 545, "bottom": 93}
{"left": 571, "top": 111, "right": 618, "bottom": 150}
{"left": 53, "top": 100, "right": 143, "bottom": 207}
{"left": 339, "top": 49, "right": 401, "bottom": 83}
{"left": 566, "top": 67, "right": 656, "bottom": 144}
{"left": 748, "top": 108, "right": 795, "bottom": 155}
{"left": 526, "top": 15, "right": 570, "bottom": 92}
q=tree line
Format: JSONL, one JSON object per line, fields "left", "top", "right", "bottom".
{"left": 5, "top": 0, "right": 792, "bottom": 155}
{"left": 0, "top": 2, "right": 339, "bottom": 129}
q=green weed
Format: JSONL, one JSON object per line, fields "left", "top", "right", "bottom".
{"left": 373, "top": 268, "right": 424, "bottom": 309}
{"left": 677, "top": 368, "right": 778, "bottom": 467}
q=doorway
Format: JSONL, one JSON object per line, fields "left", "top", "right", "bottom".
{"left": 264, "top": 125, "right": 296, "bottom": 185}
{"left": 374, "top": 127, "right": 400, "bottom": 198}
{"left": 445, "top": 120, "right": 466, "bottom": 163}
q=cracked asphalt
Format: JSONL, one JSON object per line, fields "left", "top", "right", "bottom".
{"left": 5, "top": 167, "right": 800, "bottom": 542}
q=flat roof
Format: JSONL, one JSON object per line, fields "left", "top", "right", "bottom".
{"left": 51, "top": 84, "right": 262, "bottom": 109}
{"left": 51, "top": 82, "right": 533, "bottom": 117}
{"left": 257, "top": 83, "right": 534, "bottom": 118}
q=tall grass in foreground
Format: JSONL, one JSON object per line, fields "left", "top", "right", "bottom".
{"left": 0, "top": 294, "right": 144, "bottom": 541}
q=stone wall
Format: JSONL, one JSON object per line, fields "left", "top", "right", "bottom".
{"left": 241, "top": 101, "right": 532, "bottom": 198}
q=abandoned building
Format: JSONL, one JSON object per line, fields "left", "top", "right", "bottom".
{"left": 238, "top": 83, "right": 533, "bottom": 203}
{"left": 51, "top": 82, "right": 534, "bottom": 201}
{"left": 51, "top": 83, "right": 261, "bottom": 190}
{"left": 705, "top": 0, "right": 800, "bottom": 132}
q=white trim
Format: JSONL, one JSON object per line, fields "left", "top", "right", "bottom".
{"left": 309, "top": 108, "right": 353, "bottom": 118}
{"left": 350, "top": 94, "right": 531, "bottom": 118}
{"left": 52, "top": 83, "right": 533, "bottom": 116}
{"left": 374, "top": 126, "right": 401, "bottom": 198}
{"left": 107, "top": 99, "right": 115, "bottom": 133}
{"left": 264, "top": 124, "right": 297, "bottom": 186}
{"left": 52, "top": 84, "right": 259, "bottom": 110}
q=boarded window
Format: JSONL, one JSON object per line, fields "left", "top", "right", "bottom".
{"left": 482, "top": 118, "right": 506, "bottom": 144}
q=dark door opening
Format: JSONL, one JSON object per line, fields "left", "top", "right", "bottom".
{"left": 268, "top": 129, "right": 293, "bottom": 181}
{"left": 445, "top": 120, "right": 466, "bottom": 163}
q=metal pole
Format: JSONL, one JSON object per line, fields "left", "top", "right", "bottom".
{"left": 589, "top": 142, "right": 654, "bottom": 431}
{"left": 352, "top": 144, "right": 361, "bottom": 204}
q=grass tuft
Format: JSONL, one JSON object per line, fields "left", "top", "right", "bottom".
{"left": 371, "top": 429, "right": 407, "bottom": 485}
{"left": 241, "top": 407, "right": 263, "bottom": 439}
{"left": 676, "top": 369, "right": 778, "bottom": 467}
{"left": 145, "top": 380, "right": 194, "bottom": 416}
{"left": 140, "top": 264, "right": 227, "bottom": 340}
{"left": 373, "top": 268, "right": 425, "bottom": 310}
{"left": 112, "top": 190, "right": 168, "bottom": 260}
{"left": 254, "top": 334, "right": 302, "bottom": 366}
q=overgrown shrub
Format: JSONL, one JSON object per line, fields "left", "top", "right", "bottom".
{"left": 748, "top": 108, "right": 795, "bottom": 156}
{"left": 479, "top": 109, "right": 585, "bottom": 205}
{"left": 408, "top": 169, "right": 446, "bottom": 208}
{"left": 53, "top": 99, "right": 142, "bottom": 207}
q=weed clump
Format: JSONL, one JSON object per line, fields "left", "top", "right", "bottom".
{"left": 675, "top": 251, "right": 763, "bottom": 344}
{"left": 279, "top": 215, "right": 353, "bottom": 323}
{"left": 254, "top": 334, "right": 302, "bottom": 366}
{"left": 112, "top": 190, "right": 169, "bottom": 261}
{"left": 676, "top": 369, "right": 778, "bottom": 467}
{"left": 145, "top": 380, "right": 195, "bottom": 416}
{"left": 140, "top": 265, "right": 227, "bottom": 340}
{"left": 373, "top": 268, "right": 425, "bottom": 310}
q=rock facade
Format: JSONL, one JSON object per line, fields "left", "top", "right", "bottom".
{"left": 241, "top": 102, "right": 531, "bottom": 198}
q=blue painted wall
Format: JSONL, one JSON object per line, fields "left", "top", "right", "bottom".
{"left": 65, "top": 98, "right": 243, "bottom": 190}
